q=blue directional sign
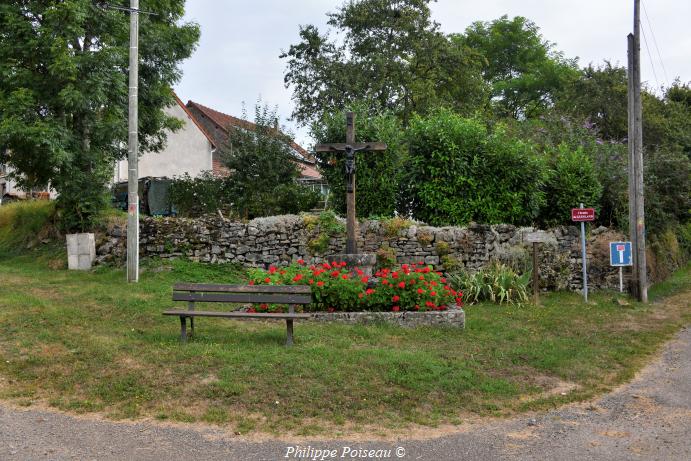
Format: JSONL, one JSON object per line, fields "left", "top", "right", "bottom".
{"left": 610, "top": 241, "right": 633, "bottom": 266}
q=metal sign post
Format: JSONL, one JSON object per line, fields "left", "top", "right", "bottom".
{"left": 572, "top": 205, "right": 595, "bottom": 302}
{"left": 609, "top": 241, "right": 633, "bottom": 293}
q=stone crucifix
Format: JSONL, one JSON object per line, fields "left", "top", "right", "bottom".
{"left": 315, "top": 112, "right": 387, "bottom": 254}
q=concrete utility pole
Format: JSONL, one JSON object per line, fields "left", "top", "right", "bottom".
{"left": 627, "top": 0, "right": 648, "bottom": 302}
{"left": 127, "top": 0, "right": 140, "bottom": 283}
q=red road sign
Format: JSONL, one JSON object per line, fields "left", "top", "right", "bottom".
{"left": 571, "top": 208, "right": 595, "bottom": 222}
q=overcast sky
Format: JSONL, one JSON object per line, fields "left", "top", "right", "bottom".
{"left": 175, "top": 0, "right": 691, "bottom": 147}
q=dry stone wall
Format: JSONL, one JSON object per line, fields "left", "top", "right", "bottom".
{"left": 97, "top": 214, "right": 627, "bottom": 291}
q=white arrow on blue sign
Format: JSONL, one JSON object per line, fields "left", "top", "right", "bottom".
{"left": 609, "top": 241, "right": 633, "bottom": 266}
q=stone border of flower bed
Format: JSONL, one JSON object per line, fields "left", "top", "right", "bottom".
{"left": 308, "top": 306, "right": 465, "bottom": 328}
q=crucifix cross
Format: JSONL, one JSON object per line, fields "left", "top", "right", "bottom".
{"left": 314, "top": 112, "right": 387, "bottom": 254}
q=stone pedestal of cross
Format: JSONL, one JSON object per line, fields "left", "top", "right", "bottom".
{"left": 315, "top": 112, "right": 387, "bottom": 256}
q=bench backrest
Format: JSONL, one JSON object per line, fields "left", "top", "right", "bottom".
{"left": 173, "top": 283, "right": 312, "bottom": 305}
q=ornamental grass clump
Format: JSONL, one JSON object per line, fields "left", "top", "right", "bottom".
{"left": 247, "top": 260, "right": 462, "bottom": 313}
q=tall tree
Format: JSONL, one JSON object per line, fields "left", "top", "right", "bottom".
{"left": 456, "top": 15, "right": 579, "bottom": 119}
{"left": 220, "top": 104, "right": 320, "bottom": 218}
{"left": 281, "top": 0, "right": 487, "bottom": 127}
{"left": 0, "top": 0, "right": 199, "bottom": 231}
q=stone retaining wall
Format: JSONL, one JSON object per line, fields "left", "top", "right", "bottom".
{"left": 96, "top": 214, "right": 627, "bottom": 291}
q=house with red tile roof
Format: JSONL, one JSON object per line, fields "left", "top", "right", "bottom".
{"left": 113, "top": 95, "right": 324, "bottom": 190}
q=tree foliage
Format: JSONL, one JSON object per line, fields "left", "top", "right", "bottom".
{"left": 0, "top": 0, "right": 200, "bottom": 231}
{"left": 281, "top": 0, "right": 487, "bottom": 127}
{"left": 220, "top": 104, "right": 320, "bottom": 218}
{"left": 456, "top": 15, "right": 580, "bottom": 119}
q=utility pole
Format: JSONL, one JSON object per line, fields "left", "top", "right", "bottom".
{"left": 628, "top": 0, "right": 648, "bottom": 302}
{"left": 126, "top": 0, "right": 140, "bottom": 282}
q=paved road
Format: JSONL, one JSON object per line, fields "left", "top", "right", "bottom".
{"left": 1, "top": 326, "right": 690, "bottom": 461}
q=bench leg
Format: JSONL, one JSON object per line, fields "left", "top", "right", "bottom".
{"left": 180, "top": 316, "right": 188, "bottom": 343}
{"left": 286, "top": 319, "right": 294, "bottom": 347}
{"left": 190, "top": 317, "right": 195, "bottom": 338}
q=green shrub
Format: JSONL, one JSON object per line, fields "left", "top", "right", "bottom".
{"left": 405, "top": 109, "right": 546, "bottom": 225}
{"left": 448, "top": 262, "right": 531, "bottom": 306}
{"left": 541, "top": 144, "right": 603, "bottom": 226}
{"left": 168, "top": 171, "right": 229, "bottom": 217}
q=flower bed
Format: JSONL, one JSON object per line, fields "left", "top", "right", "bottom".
{"left": 247, "top": 260, "right": 463, "bottom": 313}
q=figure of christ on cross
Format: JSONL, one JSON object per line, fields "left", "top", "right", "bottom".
{"left": 314, "top": 112, "right": 387, "bottom": 255}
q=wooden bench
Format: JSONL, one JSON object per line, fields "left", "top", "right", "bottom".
{"left": 163, "top": 283, "right": 312, "bottom": 346}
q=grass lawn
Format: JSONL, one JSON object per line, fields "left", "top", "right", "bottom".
{"left": 0, "top": 246, "right": 689, "bottom": 437}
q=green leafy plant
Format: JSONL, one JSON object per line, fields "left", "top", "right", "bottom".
{"left": 380, "top": 216, "right": 413, "bottom": 238}
{"left": 448, "top": 262, "right": 531, "bottom": 306}
{"left": 305, "top": 211, "right": 345, "bottom": 254}
{"left": 168, "top": 171, "right": 230, "bottom": 217}
{"left": 376, "top": 243, "right": 397, "bottom": 269}
{"left": 404, "top": 109, "right": 546, "bottom": 225}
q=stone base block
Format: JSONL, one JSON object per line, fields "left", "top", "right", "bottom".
{"left": 66, "top": 233, "right": 95, "bottom": 270}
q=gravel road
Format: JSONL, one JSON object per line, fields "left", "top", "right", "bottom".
{"left": 1, "top": 326, "right": 690, "bottom": 461}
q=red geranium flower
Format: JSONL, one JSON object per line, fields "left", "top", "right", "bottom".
{"left": 268, "top": 266, "right": 277, "bottom": 274}
{"left": 392, "top": 295, "right": 400, "bottom": 302}
{"left": 430, "top": 291, "right": 437, "bottom": 296}
{"left": 397, "top": 282, "right": 406, "bottom": 289}
{"left": 292, "top": 274, "right": 303, "bottom": 282}
{"left": 331, "top": 270, "right": 340, "bottom": 277}
{"left": 247, "top": 307, "right": 257, "bottom": 313}
{"left": 417, "top": 288, "right": 425, "bottom": 294}
{"left": 317, "top": 281, "right": 325, "bottom": 287}
{"left": 249, "top": 280, "right": 255, "bottom": 285}
{"left": 366, "top": 288, "right": 375, "bottom": 295}
{"left": 297, "top": 259, "right": 305, "bottom": 265}
{"left": 341, "top": 274, "right": 349, "bottom": 280}
{"left": 392, "top": 306, "right": 400, "bottom": 312}
{"left": 264, "top": 277, "right": 271, "bottom": 283}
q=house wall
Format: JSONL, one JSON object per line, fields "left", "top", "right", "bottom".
{"left": 0, "top": 165, "right": 57, "bottom": 200}
{"left": 114, "top": 103, "right": 213, "bottom": 182}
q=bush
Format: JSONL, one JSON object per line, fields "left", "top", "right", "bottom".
{"left": 448, "top": 262, "right": 531, "bottom": 306}
{"left": 541, "top": 144, "right": 603, "bottom": 226}
{"left": 248, "top": 261, "right": 462, "bottom": 312}
{"left": 405, "top": 109, "right": 546, "bottom": 225}
{"left": 304, "top": 211, "right": 345, "bottom": 254}
{"left": 168, "top": 171, "right": 229, "bottom": 217}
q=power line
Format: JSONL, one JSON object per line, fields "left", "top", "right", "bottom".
{"left": 641, "top": 0, "right": 670, "bottom": 86}
{"left": 640, "top": 24, "right": 660, "bottom": 91}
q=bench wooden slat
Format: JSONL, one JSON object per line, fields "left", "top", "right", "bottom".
{"left": 172, "top": 292, "right": 312, "bottom": 304}
{"left": 163, "top": 310, "right": 311, "bottom": 319}
{"left": 173, "top": 283, "right": 311, "bottom": 294}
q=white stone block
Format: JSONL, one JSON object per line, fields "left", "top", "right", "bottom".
{"left": 66, "top": 233, "right": 95, "bottom": 270}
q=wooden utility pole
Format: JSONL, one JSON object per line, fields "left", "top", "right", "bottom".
{"left": 628, "top": 0, "right": 648, "bottom": 302}
{"left": 627, "top": 34, "right": 638, "bottom": 299}
{"left": 126, "top": 0, "right": 140, "bottom": 282}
